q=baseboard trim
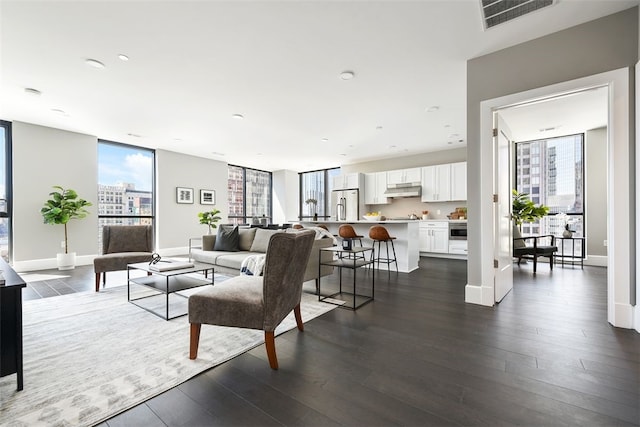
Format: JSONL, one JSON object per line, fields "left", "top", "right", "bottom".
{"left": 634, "top": 304, "right": 640, "bottom": 333}
{"left": 465, "top": 283, "right": 494, "bottom": 307}
{"left": 584, "top": 255, "right": 608, "bottom": 267}
{"left": 13, "top": 255, "right": 95, "bottom": 273}
{"left": 611, "top": 302, "right": 634, "bottom": 329}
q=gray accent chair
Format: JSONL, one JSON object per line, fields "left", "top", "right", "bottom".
{"left": 93, "top": 225, "right": 154, "bottom": 291}
{"left": 188, "top": 230, "right": 315, "bottom": 370}
{"left": 513, "top": 225, "right": 557, "bottom": 273}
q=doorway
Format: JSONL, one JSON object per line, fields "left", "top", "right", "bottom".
{"left": 467, "top": 68, "right": 634, "bottom": 330}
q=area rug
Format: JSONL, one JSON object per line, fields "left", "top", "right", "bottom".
{"left": 0, "top": 279, "right": 336, "bottom": 426}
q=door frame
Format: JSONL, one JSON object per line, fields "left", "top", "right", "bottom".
{"left": 465, "top": 67, "right": 635, "bottom": 330}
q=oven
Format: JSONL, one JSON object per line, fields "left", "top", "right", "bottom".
{"left": 449, "top": 222, "right": 467, "bottom": 240}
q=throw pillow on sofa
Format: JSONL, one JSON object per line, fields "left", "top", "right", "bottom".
{"left": 249, "top": 228, "right": 282, "bottom": 253}
{"left": 214, "top": 225, "right": 240, "bottom": 251}
{"left": 238, "top": 227, "right": 257, "bottom": 251}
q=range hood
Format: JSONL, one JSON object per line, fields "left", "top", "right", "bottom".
{"left": 383, "top": 182, "right": 422, "bottom": 198}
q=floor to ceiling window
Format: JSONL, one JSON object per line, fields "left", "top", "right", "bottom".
{"left": 515, "top": 133, "right": 584, "bottom": 257}
{"left": 299, "top": 167, "right": 340, "bottom": 220}
{"left": 97, "top": 140, "right": 154, "bottom": 249}
{"left": 0, "top": 121, "right": 11, "bottom": 261}
{"left": 227, "top": 165, "right": 272, "bottom": 225}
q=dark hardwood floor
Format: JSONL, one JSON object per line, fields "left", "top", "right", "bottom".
{"left": 22, "top": 259, "right": 639, "bottom": 426}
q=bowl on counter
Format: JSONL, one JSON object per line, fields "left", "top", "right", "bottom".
{"left": 362, "top": 215, "right": 381, "bottom": 221}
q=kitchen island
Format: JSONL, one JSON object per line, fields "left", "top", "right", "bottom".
{"left": 299, "top": 220, "right": 419, "bottom": 273}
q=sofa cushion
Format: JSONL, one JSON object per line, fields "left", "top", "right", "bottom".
{"left": 238, "top": 227, "right": 257, "bottom": 251}
{"left": 215, "top": 252, "right": 261, "bottom": 270}
{"left": 249, "top": 228, "right": 282, "bottom": 253}
{"left": 214, "top": 225, "right": 240, "bottom": 252}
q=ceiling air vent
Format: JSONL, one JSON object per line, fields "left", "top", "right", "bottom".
{"left": 481, "top": 0, "right": 557, "bottom": 29}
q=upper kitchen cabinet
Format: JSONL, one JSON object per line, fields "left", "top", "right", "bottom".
{"left": 387, "top": 167, "right": 421, "bottom": 185}
{"left": 450, "top": 162, "right": 467, "bottom": 201}
{"left": 364, "top": 172, "right": 390, "bottom": 205}
{"left": 421, "top": 164, "right": 451, "bottom": 202}
{"left": 332, "top": 173, "right": 362, "bottom": 190}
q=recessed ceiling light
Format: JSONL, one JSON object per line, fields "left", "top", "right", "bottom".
{"left": 118, "top": 54, "right": 129, "bottom": 61}
{"left": 51, "top": 108, "right": 66, "bottom": 115}
{"left": 24, "top": 87, "right": 42, "bottom": 96}
{"left": 376, "top": 126, "right": 383, "bottom": 130}
{"left": 447, "top": 141, "right": 454, "bottom": 145}
{"left": 458, "top": 139, "right": 464, "bottom": 143}
{"left": 321, "top": 138, "right": 328, "bottom": 142}
{"left": 339, "top": 71, "right": 355, "bottom": 80}
{"left": 173, "top": 138, "right": 182, "bottom": 142}
{"left": 127, "top": 133, "right": 141, "bottom": 138}
{"left": 388, "top": 145, "right": 397, "bottom": 149}
{"left": 211, "top": 151, "right": 225, "bottom": 156}
{"left": 426, "top": 106, "right": 439, "bottom": 113}
{"left": 232, "top": 114, "right": 244, "bottom": 120}
{"left": 444, "top": 124, "right": 451, "bottom": 128}
{"left": 340, "top": 153, "right": 347, "bottom": 156}
{"left": 449, "top": 133, "right": 459, "bottom": 138}
{"left": 85, "top": 58, "right": 106, "bottom": 69}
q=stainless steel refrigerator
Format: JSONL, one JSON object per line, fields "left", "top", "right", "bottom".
{"left": 331, "top": 189, "right": 361, "bottom": 221}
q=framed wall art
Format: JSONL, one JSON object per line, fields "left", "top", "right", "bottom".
{"left": 200, "top": 189, "right": 215, "bottom": 205}
{"left": 176, "top": 187, "right": 194, "bottom": 204}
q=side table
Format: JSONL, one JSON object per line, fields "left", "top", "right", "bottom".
{"left": 318, "top": 246, "right": 374, "bottom": 310}
{"left": 555, "top": 236, "right": 585, "bottom": 268}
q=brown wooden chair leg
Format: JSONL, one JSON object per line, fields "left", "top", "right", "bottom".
{"left": 189, "top": 323, "right": 201, "bottom": 360}
{"left": 95, "top": 273, "right": 100, "bottom": 292}
{"left": 265, "top": 331, "right": 278, "bottom": 369}
{"left": 294, "top": 303, "right": 304, "bottom": 332}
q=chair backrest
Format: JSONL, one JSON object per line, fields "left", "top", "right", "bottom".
{"left": 512, "top": 225, "right": 527, "bottom": 249}
{"left": 369, "top": 225, "right": 391, "bottom": 241}
{"left": 338, "top": 224, "right": 358, "bottom": 239}
{"left": 102, "top": 225, "right": 153, "bottom": 254}
{"left": 262, "top": 230, "right": 315, "bottom": 330}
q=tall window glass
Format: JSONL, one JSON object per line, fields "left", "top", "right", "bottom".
{"left": 227, "top": 165, "right": 272, "bottom": 225}
{"left": 0, "top": 121, "right": 11, "bottom": 261}
{"left": 515, "top": 133, "right": 584, "bottom": 257}
{"left": 97, "top": 140, "right": 155, "bottom": 250}
{"left": 299, "top": 167, "right": 340, "bottom": 220}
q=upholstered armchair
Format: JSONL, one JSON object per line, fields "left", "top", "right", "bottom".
{"left": 188, "top": 230, "right": 315, "bottom": 369}
{"left": 513, "top": 225, "right": 557, "bottom": 273}
{"left": 93, "top": 225, "right": 153, "bottom": 291}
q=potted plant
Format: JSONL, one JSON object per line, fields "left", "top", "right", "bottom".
{"left": 198, "top": 208, "right": 222, "bottom": 234}
{"left": 511, "top": 189, "right": 549, "bottom": 229}
{"left": 41, "top": 186, "right": 92, "bottom": 270}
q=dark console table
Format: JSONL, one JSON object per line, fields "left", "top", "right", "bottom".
{"left": 0, "top": 258, "right": 26, "bottom": 391}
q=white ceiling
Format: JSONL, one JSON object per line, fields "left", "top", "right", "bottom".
{"left": 0, "top": 0, "right": 636, "bottom": 172}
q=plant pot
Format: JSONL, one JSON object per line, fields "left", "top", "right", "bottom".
{"left": 57, "top": 252, "right": 76, "bottom": 270}
{"left": 562, "top": 229, "right": 573, "bottom": 238}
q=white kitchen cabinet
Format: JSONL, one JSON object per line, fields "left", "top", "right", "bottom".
{"left": 419, "top": 221, "right": 449, "bottom": 253}
{"left": 387, "top": 167, "right": 421, "bottom": 185}
{"left": 450, "top": 162, "right": 467, "bottom": 201}
{"left": 364, "top": 172, "right": 390, "bottom": 205}
{"left": 332, "top": 173, "right": 362, "bottom": 190}
{"left": 421, "top": 164, "right": 451, "bottom": 202}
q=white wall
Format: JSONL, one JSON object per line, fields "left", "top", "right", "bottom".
{"left": 272, "top": 169, "right": 299, "bottom": 224}
{"left": 585, "top": 127, "right": 608, "bottom": 260}
{"left": 12, "top": 122, "right": 98, "bottom": 271}
{"left": 156, "top": 150, "right": 229, "bottom": 254}
{"left": 9, "top": 123, "right": 231, "bottom": 269}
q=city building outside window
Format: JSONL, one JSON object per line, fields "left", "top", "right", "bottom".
{"left": 299, "top": 167, "right": 340, "bottom": 220}
{"left": 515, "top": 134, "right": 584, "bottom": 257}
{"left": 227, "top": 165, "right": 272, "bottom": 225}
{"left": 97, "top": 140, "right": 154, "bottom": 250}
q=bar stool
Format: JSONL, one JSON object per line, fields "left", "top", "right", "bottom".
{"left": 338, "top": 224, "right": 365, "bottom": 260}
{"left": 368, "top": 225, "right": 398, "bottom": 274}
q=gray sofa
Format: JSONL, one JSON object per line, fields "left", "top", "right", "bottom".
{"left": 189, "top": 227, "right": 335, "bottom": 285}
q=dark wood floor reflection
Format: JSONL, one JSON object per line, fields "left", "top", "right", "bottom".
{"left": 26, "top": 259, "right": 639, "bottom": 426}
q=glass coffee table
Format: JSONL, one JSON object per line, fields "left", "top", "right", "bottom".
{"left": 127, "top": 261, "right": 214, "bottom": 320}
